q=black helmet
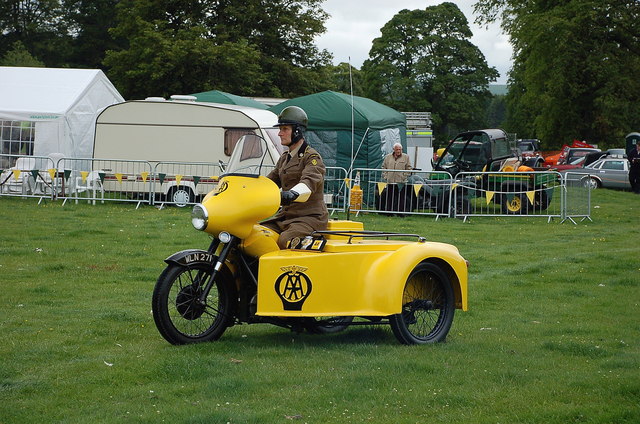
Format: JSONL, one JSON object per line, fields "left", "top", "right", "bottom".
{"left": 275, "top": 106, "right": 308, "bottom": 129}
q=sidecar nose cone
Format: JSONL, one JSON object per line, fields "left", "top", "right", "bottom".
{"left": 191, "top": 204, "right": 208, "bottom": 231}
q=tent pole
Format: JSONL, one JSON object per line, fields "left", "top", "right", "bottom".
{"left": 348, "top": 57, "right": 355, "bottom": 220}
{"left": 349, "top": 57, "right": 354, "bottom": 175}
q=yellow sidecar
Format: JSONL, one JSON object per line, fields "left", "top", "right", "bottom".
{"left": 256, "top": 221, "right": 467, "bottom": 316}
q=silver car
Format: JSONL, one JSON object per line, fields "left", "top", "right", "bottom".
{"left": 562, "top": 157, "right": 631, "bottom": 190}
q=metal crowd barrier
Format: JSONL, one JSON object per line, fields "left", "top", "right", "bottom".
{"left": 345, "top": 168, "right": 573, "bottom": 222}
{"left": 152, "top": 161, "right": 225, "bottom": 208}
{"left": 451, "top": 171, "right": 564, "bottom": 221}
{"left": 0, "top": 154, "right": 350, "bottom": 213}
{"left": 348, "top": 168, "right": 454, "bottom": 218}
{"left": 0, "top": 154, "right": 60, "bottom": 203}
{"left": 0, "top": 154, "right": 592, "bottom": 223}
{"left": 56, "top": 157, "right": 154, "bottom": 208}
{"left": 324, "top": 166, "right": 348, "bottom": 214}
{"left": 562, "top": 171, "right": 592, "bottom": 223}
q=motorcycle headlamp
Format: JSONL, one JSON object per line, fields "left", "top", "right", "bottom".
{"left": 191, "top": 204, "right": 208, "bottom": 231}
{"left": 218, "top": 231, "right": 232, "bottom": 243}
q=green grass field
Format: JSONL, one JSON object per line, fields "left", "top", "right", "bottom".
{"left": 1, "top": 190, "right": 639, "bottom": 423}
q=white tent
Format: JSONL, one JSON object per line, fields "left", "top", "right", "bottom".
{"left": 0, "top": 66, "right": 124, "bottom": 159}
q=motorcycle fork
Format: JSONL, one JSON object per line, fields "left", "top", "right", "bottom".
{"left": 197, "top": 237, "right": 237, "bottom": 304}
{"left": 236, "top": 253, "right": 259, "bottom": 322}
{"left": 206, "top": 238, "right": 221, "bottom": 256}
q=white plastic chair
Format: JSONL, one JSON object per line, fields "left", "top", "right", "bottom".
{"left": 1, "top": 158, "right": 37, "bottom": 194}
{"left": 44, "top": 153, "right": 67, "bottom": 195}
{"left": 73, "top": 171, "right": 104, "bottom": 204}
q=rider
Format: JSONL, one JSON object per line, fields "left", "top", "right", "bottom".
{"left": 262, "top": 106, "right": 329, "bottom": 249}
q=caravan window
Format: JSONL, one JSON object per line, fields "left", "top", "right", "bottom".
{"left": 264, "top": 128, "right": 285, "bottom": 155}
{"left": 239, "top": 136, "right": 265, "bottom": 161}
{"left": 224, "top": 129, "right": 256, "bottom": 156}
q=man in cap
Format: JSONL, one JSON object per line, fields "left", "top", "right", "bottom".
{"left": 263, "top": 106, "right": 328, "bottom": 248}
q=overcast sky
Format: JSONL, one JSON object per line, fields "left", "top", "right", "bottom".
{"left": 315, "top": 0, "right": 512, "bottom": 84}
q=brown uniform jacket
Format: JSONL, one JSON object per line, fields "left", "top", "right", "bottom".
{"left": 266, "top": 141, "right": 329, "bottom": 230}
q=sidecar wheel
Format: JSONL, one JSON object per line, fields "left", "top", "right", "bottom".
{"left": 304, "top": 316, "right": 354, "bottom": 334}
{"left": 152, "top": 263, "right": 236, "bottom": 345}
{"left": 389, "top": 263, "right": 455, "bottom": 344}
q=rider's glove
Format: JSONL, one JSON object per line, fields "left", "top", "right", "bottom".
{"left": 280, "top": 190, "right": 299, "bottom": 206}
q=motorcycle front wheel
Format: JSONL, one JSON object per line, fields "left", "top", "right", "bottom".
{"left": 389, "top": 262, "right": 455, "bottom": 344}
{"left": 152, "top": 263, "right": 236, "bottom": 345}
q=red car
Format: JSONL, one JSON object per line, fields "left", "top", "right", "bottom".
{"left": 545, "top": 147, "right": 600, "bottom": 169}
{"left": 548, "top": 156, "right": 586, "bottom": 170}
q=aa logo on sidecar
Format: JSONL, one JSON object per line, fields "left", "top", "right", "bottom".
{"left": 215, "top": 180, "right": 229, "bottom": 195}
{"left": 274, "top": 265, "right": 312, "bottom": 311}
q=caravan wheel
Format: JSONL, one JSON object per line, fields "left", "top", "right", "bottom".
{"left": 169, "top": 186, "right": 194, "bottom": 207}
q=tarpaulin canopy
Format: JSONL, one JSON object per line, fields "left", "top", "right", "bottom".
{"left": 190, "top": 90, "right": 269, "bottom": 110}
{"left": 269, "top": 91, "right": 406, "bottom": 170}
{"left": 0, "top": 66, "right": 124, "bottom": 159}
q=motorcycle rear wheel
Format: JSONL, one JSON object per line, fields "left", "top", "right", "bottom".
{"left": 152, "top": 263, "right": 236, "bottom": 345}
{"left": 389, "top": 263, "right": 455, "bottom": 344}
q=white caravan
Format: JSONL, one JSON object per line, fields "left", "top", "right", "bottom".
{"left": 92, "top": 97, "right": 283, "bottom": 204}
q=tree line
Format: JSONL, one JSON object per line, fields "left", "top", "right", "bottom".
{"left": 1, "top": 1, "right": 638, "bottom": 148}
{"left": 475, "top": 0, "right": 640, "bottom": 148}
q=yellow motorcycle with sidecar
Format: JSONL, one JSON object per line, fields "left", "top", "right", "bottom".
{"left": 152, "top": 135, "right": 469, "bottom": 345}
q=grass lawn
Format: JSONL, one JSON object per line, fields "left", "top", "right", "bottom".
{"left": 1, "top": 189, "right": 639, "bottom": 423}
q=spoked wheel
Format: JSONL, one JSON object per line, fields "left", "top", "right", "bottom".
{"left": 304, "top": 316, "right": 354, "bottom": 334}
{"left": 152, "top": 263, "right": 236, "bottom": 345}
{"left": 390, "top": 263, "right": 455, "bottom": 344}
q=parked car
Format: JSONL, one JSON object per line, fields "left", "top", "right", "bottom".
{"left": 516, "top": 139, "right": 544, "bottom": 166}
{"left": 606, "top": 148, "right": 627, "bottom": 158}
{"left": 560, "top": 147, "right": 601, "bottom": 165}
{"left": 561, "top": 157, "right": 631, "bottom": 190}
{"left": 552, "top": 156, "right": 587, "bottom": 171}
{"left": 584, "top": 148, "right": 627, "bottom": 167}
{"left": 543, "top": 151, "right": 563, "bottom": 166}
{"left": 542, "top": 145, "right": 600, "bottom": 168}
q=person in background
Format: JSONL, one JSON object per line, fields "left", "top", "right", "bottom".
{"left": 262, "top": 106, "right": 328, "bottom": 248}
{"left": 380, "top": 143, "right": 413, "bottom": 213}
{"left": 628, "top": 141, "right": 640, "bottom": 194}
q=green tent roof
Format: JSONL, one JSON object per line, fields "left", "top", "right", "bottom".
{"left": 268, "top": 91, "right": 406, "bottom": 170}
{"left": 190, "top": 90, "right": 269, "bottom": 110}
{"left": 269, "top": 91, "right": 405, "bottom": 131}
